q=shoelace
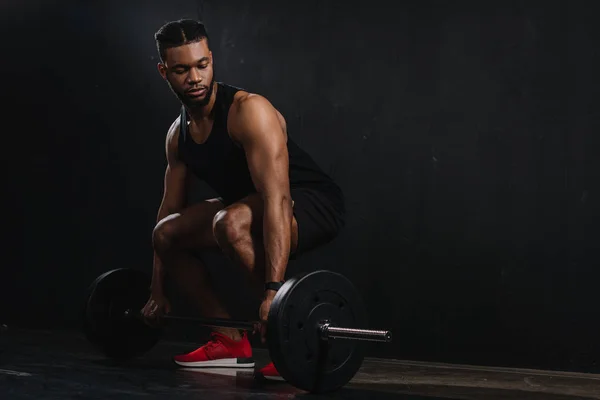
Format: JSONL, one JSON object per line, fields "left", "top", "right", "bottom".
{"left": 204, "top": 333, "right": 226, "bottom": 351}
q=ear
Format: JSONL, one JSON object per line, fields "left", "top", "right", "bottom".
{"left": 157, "top": 62, "right": 167, "bottom": 80}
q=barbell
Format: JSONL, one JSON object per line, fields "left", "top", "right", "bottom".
{"left": 82, "top": 268, "right": 392, "bottom": 393}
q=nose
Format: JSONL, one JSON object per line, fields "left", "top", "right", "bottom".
{"left": 187, "top": 67, "right": 202, "bottom": 84}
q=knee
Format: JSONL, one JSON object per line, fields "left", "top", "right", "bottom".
{"left": 212, "top": 208, "right": 249, "bottom": 246}
{"left": 152, "top": 213, "right": 180, "bottom": 254}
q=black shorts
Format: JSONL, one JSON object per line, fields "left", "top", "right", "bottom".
{"left": 289, "top": 186, "right": 345, "bottom": 259}
{"left": 216, "top": 186, "right": 345, "bottom": 258}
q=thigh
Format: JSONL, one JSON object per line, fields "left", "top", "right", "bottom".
{"left": 224, "top": 193, "right": 299, "bottom": 254}
{"left": 159, "top": 197, "right": 225, "bottom": 250}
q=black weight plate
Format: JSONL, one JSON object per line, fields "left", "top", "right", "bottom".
{"left": 83, "top": 268, "right": 161, "bottom": 360}
{"left": 267, "top": 270, "right": 368, "bottom": 393}
{"left": 81, "top": 270, "right": 116, "bottom": 354}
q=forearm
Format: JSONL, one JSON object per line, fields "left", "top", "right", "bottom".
{"left": 262, "top": 195, "right": 293, "bottom": 284}
{"left": 151, "top": 253, "right": 166, "bottom": 295}
{"left": 150, "top": 204, "right": 179, "bottom": 295}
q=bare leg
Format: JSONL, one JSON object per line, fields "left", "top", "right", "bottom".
{"left": 212, "top": 193, "right": 298, "bottom": 295}
{"left": 163, "top": 253, "right": 243, "bottom": 341}
{"left": 153, "top": 198, "right": 242, "bottom": 341}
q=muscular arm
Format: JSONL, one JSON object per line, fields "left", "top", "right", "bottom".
{"left": 230, "top": 95, "right": 293, "bottom": 287}
{"left": 151, "top": 119, "right": 189, "bottom": 295}
{"left": 159, "top": 121, "right": 189, "bottom": 217}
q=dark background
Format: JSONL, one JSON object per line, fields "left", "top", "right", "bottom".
{"left": 2, "top": 0, "right": 599, "bottom": 373}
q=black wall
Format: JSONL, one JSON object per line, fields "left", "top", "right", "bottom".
{"left": 2, "top": 0, "right": 600, "bottom": 372}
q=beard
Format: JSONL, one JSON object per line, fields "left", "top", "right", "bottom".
{"left": 168, "top": 75, "right": 216, "bottom": 109}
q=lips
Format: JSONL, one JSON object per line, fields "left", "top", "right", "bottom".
{"left": 187, "top": 87, "right": 206, "bottom": 95}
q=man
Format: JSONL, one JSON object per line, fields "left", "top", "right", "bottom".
{"left": 141, "top": 19, "right": 345, "bottom": 381}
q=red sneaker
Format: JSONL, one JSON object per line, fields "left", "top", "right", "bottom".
{"left": 173, "top": 331, "right": 254, "bottom": 368}
{"left": 258, "top": 362, "right": 285, "bottom": 381}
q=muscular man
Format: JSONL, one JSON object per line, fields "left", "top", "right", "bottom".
{"left": 141, "top": 19, "right": 345, "bottom": 381}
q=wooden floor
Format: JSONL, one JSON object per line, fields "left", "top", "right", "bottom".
{"left": 1, "top": 328, "right": 599, "bottom": 399}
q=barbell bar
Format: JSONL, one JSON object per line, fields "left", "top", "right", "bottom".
{"left": 123, "top": 309, "right": 392, "bottom": 343}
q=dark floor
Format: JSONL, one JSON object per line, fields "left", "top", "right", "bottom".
{"left": 1, "top": 328, "right": 600, "bottom": 399}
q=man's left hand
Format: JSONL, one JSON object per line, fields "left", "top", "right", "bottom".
{"left": 259, "top": 292, "right": 276, "bottom": 344}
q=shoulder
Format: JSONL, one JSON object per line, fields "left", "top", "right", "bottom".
{"left": 228, "top": 91, "right": 286, "bottom": 136}
{"left": 166, "top": 114, "right": 183, "bottom": 142}
{"left": 165, "top": 115, "right": 182, "bottom": 155}
{"left": 167, "top": 115, "right": 181, "bottom": 139}
{"left": 231, "top": 90, "right": 272, "bottom": 114}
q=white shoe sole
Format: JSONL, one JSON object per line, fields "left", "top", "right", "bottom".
{"left": 174, "top": 357, "right": 255, "bottom": 368}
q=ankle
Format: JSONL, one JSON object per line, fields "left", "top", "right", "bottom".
{"left": 215, "top": 328, "right": 243, "bottom": 342}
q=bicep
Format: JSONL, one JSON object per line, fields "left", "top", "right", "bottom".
{"left": 235, "top": 98, "right": 290, "bottom": 197}
{"left": 162, "top": 121, "right": 189, "bottom": 207}
{"left": 163, "top": 161, "right": 188, "bottom": 194}
{"left": 245, "top": 137, "right": 289, "bottom": 196}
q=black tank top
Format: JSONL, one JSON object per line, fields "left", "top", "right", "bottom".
{"left": 178, "top": 82, "right": 342, "bottom": 206}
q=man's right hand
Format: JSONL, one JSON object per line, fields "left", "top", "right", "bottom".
{"left": 141, "top": 293, "right": 171, "bottom": 327}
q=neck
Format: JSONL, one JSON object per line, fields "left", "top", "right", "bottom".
{"left": 185, "top": 82, "right": 218, "bottom": 121}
